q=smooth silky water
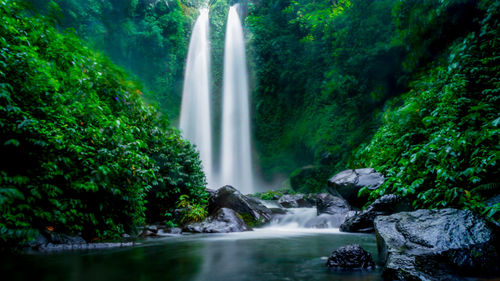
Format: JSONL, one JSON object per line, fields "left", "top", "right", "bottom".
{"left": 1, "top": 210, "right": 381, "bottom": 281}
{"left": 179, "top": 7, "right": 215, "bottom": 187}
{"left": 1, "top": 231, "right": 380, "bottom": 281}
{"left": 219, "top": 5, "right": 255, "bottom": 194}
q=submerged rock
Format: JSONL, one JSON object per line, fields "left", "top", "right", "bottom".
{"left": 340, "top": 194, "right": 408, "bottom": 233}
{"left": 326, "top": 244, "right": 375, "bottom": 270}
{"left": 327, "top": 168, "right": 384, "bottom": 208}
{"left": 183, "top": 208, "right": 251, "bottom": 233}
{"left": 278, "top": 194, "right": 313, "bottom": 208}
{"left": 209, "top": 186, "right": 272, "bottom": 225}
{"left": 374, "top": 209, "right": 500, "bottom": 280}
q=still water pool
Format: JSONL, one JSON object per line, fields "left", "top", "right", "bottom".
{"left": 2, "top": 228, "right": 381, "bottom": 281}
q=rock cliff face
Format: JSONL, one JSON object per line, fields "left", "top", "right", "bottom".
{"left": 374, "top": 209, "right": 500, "bottom": 280}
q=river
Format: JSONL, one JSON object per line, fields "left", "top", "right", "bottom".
{"left": 1, "top": 228, "right": 381, "bottom": 281}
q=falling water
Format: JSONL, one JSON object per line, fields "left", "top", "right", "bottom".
{"left": 219, "top": 5, "right": 254, "bottom": 194}
{"left": 180, "top": 8, "right": 214, "bottom": 187}
{"left": 266, "top": 208, "right": 347, "bottom": 229}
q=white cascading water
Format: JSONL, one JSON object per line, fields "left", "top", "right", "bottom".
{"left": 267, "top": 208, "right": 347, "bottom": 229}
{"left": 179, "top": 8, "right": 214, "bottom": 187}
{"left": 219, "top": 5, "right": 254, "bottom": 194}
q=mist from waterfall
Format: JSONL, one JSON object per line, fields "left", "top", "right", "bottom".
{"left": 219, "top": 5, "right": 254, "bottom": 194}
{"left": 179, "top": 8, "right": 214, "bottom": 188}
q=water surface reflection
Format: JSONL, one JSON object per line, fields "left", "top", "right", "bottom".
{"left": 2, "top": 230, "right": 381, "bottom": 281}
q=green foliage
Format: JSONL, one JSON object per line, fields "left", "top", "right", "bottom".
{"left": 355, "top": 0, "right": 500, "bottom": 222}
{"left": 252, "top": 188, "right": 295, "bottom": 200}
{"left": 247, "top": 0, "right": 405, "bottom": 179}
{"left": 289, "top": 166, "right": 329, "bottom": 193}
{"left": 26, "top": 0, "right": 199, "bottom": 119}
{"left": 393, "top": 0, "right": 482, "bottom": 72}
{"left": 258, "top": 190, "right": 284, "bottom": 200}
{"left": 238, "top": 212, "right": 260, "bottom": 228}
{"left": 176, "top": 195, "right": 208, "bottom": 224}
{"left": 0, "top": 0, "right": 206, "bottom": 250}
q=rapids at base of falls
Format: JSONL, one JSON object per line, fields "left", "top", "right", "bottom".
{"left": 265, "top": 207, "right": 348, "bottom": 230}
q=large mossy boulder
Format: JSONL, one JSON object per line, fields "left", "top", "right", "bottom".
{"left": 327, "top": 168, "right": 384, "bottom": 208}
{"left": 374, "top": 209, "right": 500, "bottom": 280}
{"left": 208, "top": 186, "right": 272, "bottom": 225}
{"left": 340, "top": 194, "right": 408, "bottom": 233}
{"left": 183, "top": 208, "right": 251, "bottom": 233}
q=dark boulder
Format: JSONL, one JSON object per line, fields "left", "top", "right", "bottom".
{"left": 205, "top": 188, "right": 216, "bottom": 198}
{"left": 49, "top": 233, "right": 86, "bottom": 245}
{"left": 327, "top": 168, "right": 384, "bottom": 208}
{"left": 26, "top": 234, "right": 50, "bottom": 250}
{"left": 278, "top": 194, "right": 313, "bottom": 208}
{"left": 374, "top": 209, "right": 500, "bottom": 280}
{"left": 28, "top": 232, "right": 86, "bottom": 249}
{"left": 326, "top": 244, "right": 375, "bottom": 270}
{"left": 183, "top": 208, "right": 251, "bottom": 233}
{"left": 340, "top": 194, "right": 408, "bottom": 233}
{"left": 316, "top": 193, "right": 351, "bottom": 215}
{"left": 208, "top": 186, "right": 272, "bottom": 225}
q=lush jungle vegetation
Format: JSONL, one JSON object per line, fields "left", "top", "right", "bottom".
{"left": 0, "top": 0, "right": 207, "bottom": 250}
{"left": 247, "top": 0, "right": 499, "bottom": 221}
{"left": 26, "top": 0, "right": 204, "bottom": 119}
{"left": 0, "top": 0, "right": 499, "bottom": 251}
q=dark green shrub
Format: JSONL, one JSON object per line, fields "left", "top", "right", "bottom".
{"left": 354, "top": 0, "right": 500, "bottom": 222}
{"left": 0, "top": 1, "right": 206, "bottom": 250}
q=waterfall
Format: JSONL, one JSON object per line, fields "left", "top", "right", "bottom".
{"left": 179, "top": 8, "right": 214, "bottom": 187}
{"left": 219, "top": 5, "right": 254, "bottom": 194}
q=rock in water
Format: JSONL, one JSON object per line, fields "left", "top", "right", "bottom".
{"left": 340, "top": 194, "right": 408, "bottom": 233}
{"left": 326, "top": 244, "right": 375, "bottom": 270}
{"left": 316, "top": 193, "right": 351, "bottom": 215}
{"left": 278, "top": 194, "right": 313, "bottom": 208}
{"left": 183, "top": 208, "right": 251, "bottom": 233}
{"left": 374, "top": 209, "right": 500, "bottom": 280}
{"left": 327, "top": 168, "right": 384, "bottom": 208}
{"left": 209, "top": 186, "right": 272, "bottom": 224}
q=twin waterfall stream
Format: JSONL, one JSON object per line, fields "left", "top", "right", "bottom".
{"left": 179, "top": 4, "right": 340, "bottom": 233}
{"left": 180, "top": 5, "right": 254, "bottom": 194}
